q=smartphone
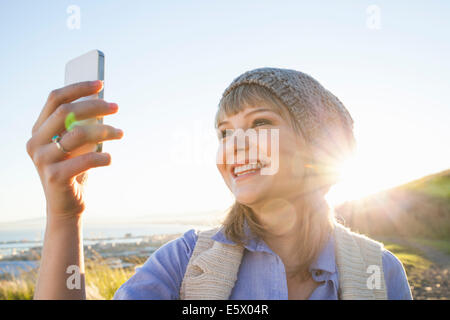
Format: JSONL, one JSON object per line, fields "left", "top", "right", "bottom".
{"left": 64, "top": 49, "right": 105, "bottom": 156}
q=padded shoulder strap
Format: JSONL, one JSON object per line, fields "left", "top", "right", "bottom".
{"left": 334, "top": 222, "right": 387, "bottom": 300}
{"left": 180, "top": 227, "right": 244, "bottom": 300}
{"left": 180, "top": 223, "right": 388, "bottom": 300}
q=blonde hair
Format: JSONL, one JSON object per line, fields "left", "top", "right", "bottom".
{"left": 215, "top": 83, "right": 338, "bottom": 281}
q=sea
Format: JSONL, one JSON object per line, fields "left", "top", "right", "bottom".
{"left": 0, "top": 222, "right": 209, "bottom": 276}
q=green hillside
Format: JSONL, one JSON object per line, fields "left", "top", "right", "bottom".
{"left": 334, "top": 169, "right": 450, "bottom": 240}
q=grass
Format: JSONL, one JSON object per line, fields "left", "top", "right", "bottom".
{"left": 0, "top": 252, "right": 145, "bottom": 300}
{"left": 413, "top": 238, "right": 450, "bottom": 256}
{"left": 0, "top": 272, "right": 35, "bottom": 300}
{"left": 403, "top": 170, "right": 450, "bottom": 199}
{"left": 382, "top": 241, "right": 433, "bottom": 275}
{"left": 85, "top": 264, "right": 136, "bottom": 300}
{"left": 84, "top": 253, "right": 142, "bottom": 300}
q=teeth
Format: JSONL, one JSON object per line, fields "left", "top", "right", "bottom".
{"left": 234, "top": 162, "right": 262, "bottom": 175}
{"left": 236, "top": 169, "right": 258, "bottom": 177}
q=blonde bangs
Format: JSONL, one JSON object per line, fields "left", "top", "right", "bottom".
{"left": 215, "top": 84, "right": 301, "bottom": 135}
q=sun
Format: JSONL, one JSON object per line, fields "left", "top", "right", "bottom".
{"left": 325, "top": 153, "right": 380, "bottom": 207}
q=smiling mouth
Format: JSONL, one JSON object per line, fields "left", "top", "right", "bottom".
{"left": 231, "top": 161, "right": 268, "bottom": 179}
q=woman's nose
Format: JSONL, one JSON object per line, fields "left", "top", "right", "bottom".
{"left": 228, "top": 130, "right": 258, "bottom": 163}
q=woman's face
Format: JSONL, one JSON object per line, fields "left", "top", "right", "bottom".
{"left": 216, "top": 102, "right": 311, "bottom": 208}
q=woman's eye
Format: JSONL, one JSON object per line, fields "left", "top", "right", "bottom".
{"left": 218, "top": 119, "right": 272, "bottom": 139}
{"left": 219, "top": 129, "right": 232, "bottom": 139}
{"left": 253, "top": 119, "right": 272, "bottom": 127}
{"left": 219, "top": 119, "right": 272, "bottom": 139}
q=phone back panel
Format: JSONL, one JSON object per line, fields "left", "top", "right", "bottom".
{"left": 64, "top": 49, "right": 105, "bottom": 153}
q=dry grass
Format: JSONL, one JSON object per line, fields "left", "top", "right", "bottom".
{"left": 0, "top": 251, "right": 143, "bottom": 300}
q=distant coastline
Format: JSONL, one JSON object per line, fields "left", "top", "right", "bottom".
{"left": 0, "top": 222, "right": 218, "bottom": 261}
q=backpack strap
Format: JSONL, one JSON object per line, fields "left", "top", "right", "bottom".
{"left": 180, "top": 223, "right": 387, "bottom": 300}
{"left": 180, "top": 227, "right": 244, "bottom": 300}
{"left": 334, "top": 222, "right": 387, "bottom": 300}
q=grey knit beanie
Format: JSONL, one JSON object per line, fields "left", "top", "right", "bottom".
{"left": 220, "top": 67, "right": 356, "bottom": 172}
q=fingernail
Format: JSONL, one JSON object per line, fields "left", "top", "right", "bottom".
{"left": 116, "top": 128, "right": 123, "bottom": 135}
{"left": 109, "top": 103, "right": 118, "bottom": 111}
{"left": 92, "top": 80, "right": 104, "bottom": 91}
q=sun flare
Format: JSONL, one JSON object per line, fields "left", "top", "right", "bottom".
{"left": 326, "top": 152, "right": 389, "bottom": 207}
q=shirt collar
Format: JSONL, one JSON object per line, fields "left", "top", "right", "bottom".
{"left": 211, "top": 217, "right": 336, "bottom": 274}
{"left": 308, "top": 231, "right": 336, "bottom": 274}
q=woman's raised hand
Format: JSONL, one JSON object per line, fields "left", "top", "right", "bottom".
{"left": 26, "top": 80, "right": 123, "bottom": 222}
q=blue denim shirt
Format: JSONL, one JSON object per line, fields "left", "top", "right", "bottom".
{"left": 113, "top": 223, "right": 413, "bottom": 300}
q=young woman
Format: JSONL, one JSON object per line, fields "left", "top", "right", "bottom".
{"left": 28, "top": 67, "right": 412, "bottom": 300}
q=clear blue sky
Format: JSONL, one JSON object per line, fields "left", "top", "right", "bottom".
{"left": 1, "top": 0, "right": 449, "bottom": 223}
